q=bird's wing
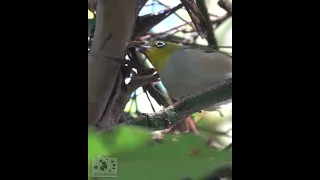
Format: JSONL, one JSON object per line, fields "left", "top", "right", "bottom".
{"left": 183, "top": 45, "right": 231, "bottom": 54}
{"left": 182, "top": 45, "right": 218, "bottom": 53}
{"left": 159, "top": 49, "right": 231, "bottom": 100}
{"left": 177, "top": 49, "right": 232, "bottom": 80}
{"left": 214, "top": 99, "right": 232, "bottom": 106}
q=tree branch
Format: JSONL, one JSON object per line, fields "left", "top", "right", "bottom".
{"left": 88, "top": 0, "right": 140, "bottom": 128}
{"left": 138, "top": 0, "right": 149, "bottom": 12}
{"left": 218, "top": 0, "right": 232, "bottom": 15}
{"left": 196, "top": 0, "right": 217, "bottom": 46}
{"left": 106, "top": 78, "right": 232, "bottom": 131}
{"left": 180, "top": 0, "right": 209, "bottom": 38}
{"left": 98, "top": 74, "right": 160, "bottom": 130}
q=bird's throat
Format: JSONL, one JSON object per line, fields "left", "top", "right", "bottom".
{"left": 146, "top": 52, "right": 171, "bottom": 72}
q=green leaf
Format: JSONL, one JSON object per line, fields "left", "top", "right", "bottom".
{"left": 88, "top": 126, "right": 231, "bottom": 180}
{"left": 111, "top": 134, "right": 231, "bottom": 180}
{"left": 114, "top": 126, "right": 151, "bottom": 153}
{"left": 88, "top": 127, "right": 110, "bottom": 179}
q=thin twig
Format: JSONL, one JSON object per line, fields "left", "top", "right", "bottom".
{"left": 128, "top": 74, "right": 160, "bottom": 91}
{"left": 196, "top": 0, "right": 217, "bottom": 46}
{"left": 150, "top": 21, "right": 193, "bottom": 36}
{"left": 218, "top": 0, "right": 232, "bottom": 15}
{"left": 144, "top": 88, "right": 156, "bottom": 112}
{"left": 155, "top": 0, "right": 191, "bottom": 25}
{"left": 139, "top": 0, "right": 150, "bottom": 12}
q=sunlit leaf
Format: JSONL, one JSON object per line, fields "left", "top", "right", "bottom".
{"left": 130, "top": 99, "right": 137, "bottom": 113}
{"left": 124, "top": 99, "right": 133, "bottom": 112}
{"left": 88, "top": 10, "right": 94, "bottom": 19}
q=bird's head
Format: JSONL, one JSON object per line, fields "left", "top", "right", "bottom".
{"left": 139, "top": 41, "right": 182, "bottom": 72}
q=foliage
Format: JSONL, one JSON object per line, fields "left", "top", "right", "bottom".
{"left": 88, "top": 126, "right": 231, "bottom": 180}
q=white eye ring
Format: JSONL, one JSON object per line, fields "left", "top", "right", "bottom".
{"left": 155, "top": 42, "right": 166, "bottom": 48}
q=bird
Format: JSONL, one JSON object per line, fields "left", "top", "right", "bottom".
{"left": 140, "top": 41, "right": 232, "bottom": 104}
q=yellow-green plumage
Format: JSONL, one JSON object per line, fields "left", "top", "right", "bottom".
{"left": 144, "top": 41, "right": 182, "bottom": 71}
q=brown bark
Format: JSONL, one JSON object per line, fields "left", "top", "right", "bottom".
{"left": 88, "top": 0, "right": 140, "bottom": 129}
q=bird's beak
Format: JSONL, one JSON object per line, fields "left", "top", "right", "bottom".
{"left": 137, "top": 44, "right": 153, "bottom": 51}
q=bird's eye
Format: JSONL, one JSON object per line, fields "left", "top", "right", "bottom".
{"left": 155, "top": 42, "right": 166, "bottom": 48}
